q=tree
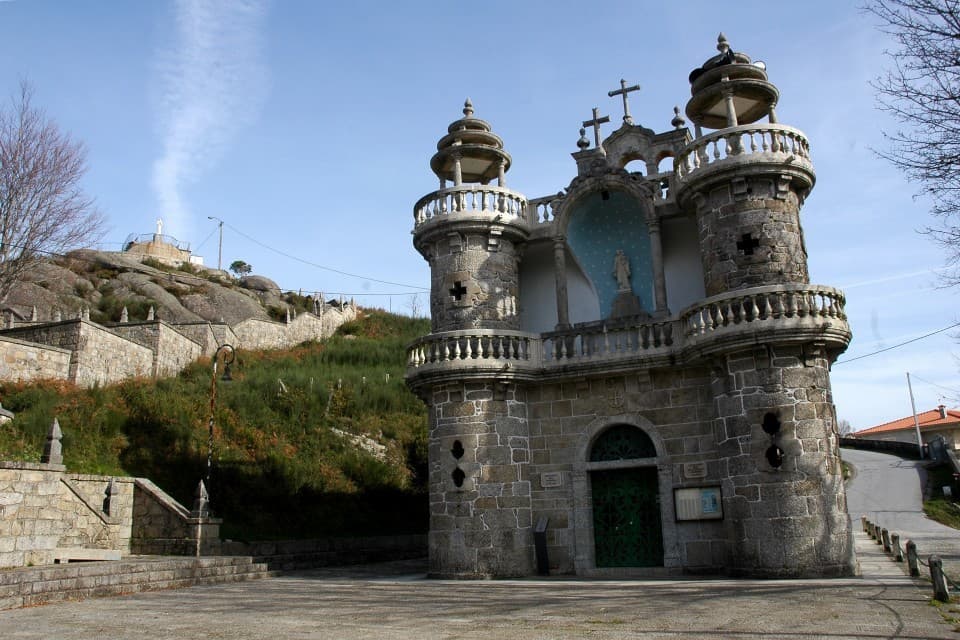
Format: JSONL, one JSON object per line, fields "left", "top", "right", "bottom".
{"left": 838, "top": 418, "right": 854, "bottom": 437}
{"left": 0, "top": 82, "right": 104, "bottom": 303}
{"left": 866, "top": 0, "right": 960, "bottom": 284}
{"left": 229, "top": 259, "right": 252, "bottom": 277}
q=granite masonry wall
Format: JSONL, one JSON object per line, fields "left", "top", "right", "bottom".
{"left": 0, "top": 336, "right": 72, "bottom": 383}
{"left": 522, "top": 366, "right": 726, "bottom": 575}
{"left": 0, "top": 462, "right": 216, "bottom": 568}
{"left": 110, "top": 321, "right": 203, "bottom": 378}
{"left": 0, "top": 305, "right": 357, "bottom": 388}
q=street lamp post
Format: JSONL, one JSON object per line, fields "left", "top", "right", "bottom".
{"left": 207, "top": 344, "right": 235, "bottom": 487}
{"left": 207, "top": 216, "right": 224, "bottom": 272}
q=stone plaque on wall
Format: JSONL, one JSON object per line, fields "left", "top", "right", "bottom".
{"left": 540, "top": 471, "right": 562, "bottom": 488}
{"left": 683, "top": 462, "right": 708, "bottom": 479}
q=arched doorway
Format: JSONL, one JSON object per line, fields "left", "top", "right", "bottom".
{"left": 589, "top": 424, "right": 663, "bottom": 567}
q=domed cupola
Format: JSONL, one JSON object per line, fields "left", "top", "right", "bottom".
{"left": 685, "top": 33, "right": 779, "bottom": 131}
{"left": 430, "top": 99, "right": 512, "bottom": 186}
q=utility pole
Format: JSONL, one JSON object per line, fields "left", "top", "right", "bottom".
{"left": 207, "top": 216, "right": 223, "bottom": 271}
{"left": 906, "top": 372, "right": 924, "bottom": 458}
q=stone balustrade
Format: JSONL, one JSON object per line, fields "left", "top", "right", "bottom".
{"left": 680, "top": 284, "right": 848, "bottom": 354}
{"left": 407, "top": 285, "right": 848, "bottom": 381}
{"left": 407, "top": 329, "right": 540, "bottom": 373}
{"left": 413, "top": 185, "right": 527, "bottom": 227}
{"left": 542, "top": 320, "right": 675, "bottom": 364}
{"left": 528, "top": 195, "right": 557, "bottom": 225}
{"left": 675, "top": 123, "right": 812, "bottom": 182}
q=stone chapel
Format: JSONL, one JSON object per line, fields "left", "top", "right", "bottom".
{"left": 405, "top": 35, "right": 855, "bottom": 578}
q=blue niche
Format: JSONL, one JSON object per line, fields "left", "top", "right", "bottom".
{"left": 566, "top": 191, "right": 653, "bottom": 319}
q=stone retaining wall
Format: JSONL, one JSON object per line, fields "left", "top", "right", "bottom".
{"left": 0, "top": 462, "right": 217, "bottom": 569}
{"left": 0, "top": 336, "right": 71, "bottom": 383}
{"left": 109, "top": 321, "right": 202, "bottom": 378}
{"left": 0, "top": 305, "right": 357, "bottom": 388}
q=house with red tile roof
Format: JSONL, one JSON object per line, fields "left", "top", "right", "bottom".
{"left": 854, "top": 406, "right": 960, "bottom": 449}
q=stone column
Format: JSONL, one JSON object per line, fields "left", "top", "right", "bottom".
{"left": 553, "top": 239, "right": 570, "bottom": 329}
{"left": 452, "top": 151, "right": 463, "bottom": 186}
{"left": 723, "top": 88, "right": 738, "bottom": 127}
{"left": 648, "top": 218, "right": 669, "bottom": 316}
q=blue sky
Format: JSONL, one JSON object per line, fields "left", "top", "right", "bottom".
{"left": 1, "top": 0, "right": 957, "bottom": 429}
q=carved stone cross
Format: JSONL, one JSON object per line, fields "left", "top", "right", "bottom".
{"left": 608, "top": 79, "right": 641, "bottom": 124}
{"left": 581, "top": 107, "right": 610, "bottom": 150}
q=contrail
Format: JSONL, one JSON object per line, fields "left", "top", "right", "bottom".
{"left": 152, "top": 0, "right": 268, "bottom": 238}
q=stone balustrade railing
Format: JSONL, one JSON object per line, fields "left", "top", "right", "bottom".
{"left": 675, "top": 123, "right": 812, "bottom": 182}
{"left": 542, "top": 320, "right": 675, "bottom": 364}
{"left": 679, "top": 284, "right": 846, "bottom": 349}
{"left": 413, "top": 185, "right": 527, "bottom": 228}
{"left": 406, "top": 329, "right": 540, "bottom": 372}
{"left": 528, "top": 195, "right": 558, "bottom": 225}
{"left": 407, "top": 285, "right": 848, "bottom": 380}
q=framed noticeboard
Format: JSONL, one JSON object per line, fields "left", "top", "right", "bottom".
{"left": 674, "top": 486, "right": 723, "bottom": 521}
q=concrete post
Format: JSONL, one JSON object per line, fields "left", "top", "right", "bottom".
{"left": 891, "top": 533, "right": 903, "bottom": 562}
{"left": 906, "top": 540, "right": 920, "bottom": 577}
{"left": 929, "top": 555, "right": 950, "bottom": 602}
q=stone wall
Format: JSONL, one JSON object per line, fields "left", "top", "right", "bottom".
{"left": 172, "top": 323, "right": 239, "bottom": 357}
{"left": 110, "top": 321, "right": 202, "bottom": 378}
{"left": 524, "top": 367, "right": 726, "bottom": 575}
{"left": 0, "top": 336, "right": 71, "bottom": 383}
{"left": 0, "top": 463, "right": 132, "bottom": 567}
{"left": 0, "top": 462, "right": 217, "bottom": 568}
{"left": 0, "top": 305, "right": 357, "bottom": 388}
{"left": 428, "top": 381, "right": 533, "bottom": 578}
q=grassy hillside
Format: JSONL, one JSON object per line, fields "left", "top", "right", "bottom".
{"left": 0, "top": 310, "right": 430, "bottom": 540}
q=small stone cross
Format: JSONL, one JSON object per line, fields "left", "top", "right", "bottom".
{"left": 736, "top": 233, "right": 761, "bottom": 255}
{"left": 608, "top": 79, "right": 641, "bottom": 124}
{"left": 449, "top": 281, "right": 469, "bottom": 301}
{"left": 582, "top": 108, "right": 610, "bottom": 150}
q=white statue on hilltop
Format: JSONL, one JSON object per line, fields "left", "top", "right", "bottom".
{"left": 156, "top": 217, "right": 163, "bottom": 235}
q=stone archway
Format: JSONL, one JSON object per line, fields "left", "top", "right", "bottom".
{"left": 571, "top": 415, "right": 679, "bottom": 575}
{"left": 588, "top": 425, "right": 663, "bottom": 567}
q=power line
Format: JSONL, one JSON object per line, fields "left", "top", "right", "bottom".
{"left": 220, "top": 221, "right": 429, "bottom": 291}
{"left": 910, "top": 373, "right": 960, "bottom": 396}
{"left": 834, "top": 321, "right": 960, "bottom": 365}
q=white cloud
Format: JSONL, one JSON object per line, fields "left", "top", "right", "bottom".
{"left": 151, "top": 0, "right": 268, "bottom": 237}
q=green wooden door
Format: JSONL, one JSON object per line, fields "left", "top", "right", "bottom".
{"left": 591, "top": 466, "right": 663, "bottom": 567}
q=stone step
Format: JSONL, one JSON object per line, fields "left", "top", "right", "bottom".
{"left": 0, "top": 555, "right": 276, "bottom": 610}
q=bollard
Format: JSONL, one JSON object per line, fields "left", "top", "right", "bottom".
{"left": 891, "top": 533, "right": 903, "bottom": 562}
{"left": 906, "top": 540, "right": 920, "bottom": 577}
{"left": 874, "top": 523, "right": 883, "bottom": 544}
{"left": 881, "top": 528, "right": 891, "bottom": 553}
{"left": 861, "top": 515, "right": 868, "bottom": 532}
{"left": 929, "top": 555, "right": 950, "bottom": 602}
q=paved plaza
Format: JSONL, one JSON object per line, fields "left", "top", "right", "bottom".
{"left": 0, "top": 533, "right": 956, "bottom": 640}
{"left": 3, "top": 448, "right": 960, "bottom": 639}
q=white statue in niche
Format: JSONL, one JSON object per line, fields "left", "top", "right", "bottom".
{"left": 613, "top": 249, "right": 632, "bottom": 292}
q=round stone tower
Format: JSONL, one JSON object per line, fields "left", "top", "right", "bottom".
{"left": 675, "top": 35, "right": 855, "bottom": 577}
{"left": 679, "top": 33, "right": 812, "bottom": 296}
{"left": 410, "top": 101, "right": 534, "bottom": 578}
{"left": 414, "top": 99, "right": 529, "bottom": 332}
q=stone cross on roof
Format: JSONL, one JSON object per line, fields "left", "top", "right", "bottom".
{"left": 608, "top": 79, "right": 641, "bottom": 124}
{"left": 582, "top": 107, "right": 610, "bottom": 150}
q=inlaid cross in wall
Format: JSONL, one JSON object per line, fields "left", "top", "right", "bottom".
{"left": 449, "top": 281, "right": 469, "bottom": 301}
{"left": 736, "top": 233, "right": 761, "bottom": 256}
